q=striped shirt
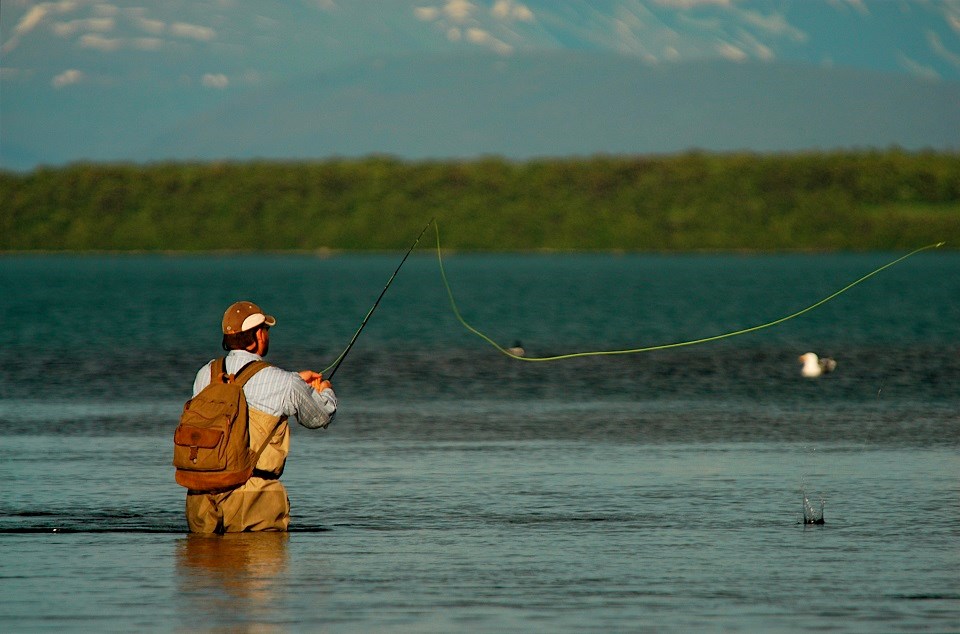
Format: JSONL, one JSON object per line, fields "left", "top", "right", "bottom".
{"left": 192, "top": 350, "right": 337, "bottom": 429}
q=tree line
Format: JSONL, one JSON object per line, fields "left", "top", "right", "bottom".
{"left": 1, "top": 149, "right": 957, "bottom": 251}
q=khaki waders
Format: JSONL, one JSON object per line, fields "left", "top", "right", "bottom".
{"left": 186, "top": 408, "right": 292, "bottom": 533}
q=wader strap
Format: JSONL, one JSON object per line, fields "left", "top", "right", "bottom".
{"left": 250, "top": 415, "right": 287, "bottom": 471}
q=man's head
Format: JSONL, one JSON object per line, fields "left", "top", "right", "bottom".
{"left": 221, "top": 301, "right": 276, "bottom": 353}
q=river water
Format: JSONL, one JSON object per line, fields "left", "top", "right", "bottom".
{"left": 1, "top": 250, "right": 957, "bottom": 632}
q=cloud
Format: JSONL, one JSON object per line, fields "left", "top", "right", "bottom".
{"left": 170, "top": 22, "right": 216, "bottom": 42}
{"left": 945, "top": 8, "right": 960, "bottom": 34}
{"left": 926, "top": 30, "right": 960, "bottom": 69}
{"left": 653, "top": 0, "right": 733, "bottom": 8}
{"left": 415, "top": 0, "right": 522, "bottom": 54}
{"left": 717, "top": 41, "right": 748, "bottom": 61}
{"left": 3, "top": 0, "right": 78, "bottom": 53}
{"left": 828, "top": 0, "right": 869, "bottom": 16}
{"left": 443, "top": 0, "right": 476, "bottom": 23}
{"left": 79, "top": 33, "right": 122, "bottom": 51}
{"left": 201, "top": 73, "right": 229, "bottom": 88}
{"left": 52, "top": 68, "right": 84, "bottom": 88}
{"left": 52, "top": 17, "right": 115, "bottom": 38}
{"left": 897, "top": 52, "right": 939, "bottom": 80}
{"left": 740, "top": 10, "right": 806, "bottom": 42}
{"left": 465, "top": 27, "right": 513, "bottom": 54}
{"left": 414, "top": 6, "right": 440, "bottom": 21}
{"left": 16, "top": 3, "right": 60, "bottom": 35}
{"left": 491, "top": 0, "right": 534, "bottom": 22}
{"left": 131, "top": 15, "right": 166, "bottom": 36}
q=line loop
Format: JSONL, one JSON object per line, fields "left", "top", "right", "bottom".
{"left": 433, "top": 222, "right": 944, "bottom": 362}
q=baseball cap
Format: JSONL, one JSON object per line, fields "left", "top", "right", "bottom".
{"left": 222, "top": 301, "right": 277, "bottom": 334}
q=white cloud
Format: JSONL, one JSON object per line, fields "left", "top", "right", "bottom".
{"left": 80, "top": 33, "right": 121, "bottom": 51}
{"left": 443, "top": 0, "right": 476, "bottom": 24}
{"left": 16, "top": 4, "right": 55, "bottom": 35}
{"left": 716, "top": 41, "right": 747, "bottom": 61}
{"left": 754, "top": 41, "right": 774, "bottom": 61}
{"left": 132, "top": 15, "right": 166, "bottom": 36}
{"left": 465, "top": 27, "right": 512, "bottom": 54}
{"left": 201, "top": 73, "right": 229, "bottom": 88}
{"left": 414, "top": 6, "right": 440, "bottom": 21}
{"left": 170, "top": 22, "right": 216, "bottom": 42}
{"left": 897, "top": 52, "right": 939, "bottom": 80}
{"left": 52, "top": 17, "right": 115, "bottom": 38}
{"left": 492, "top": 0, "right": 534, "bottom": 22}
{"left": 653, "top": 0, "right": 733, "bottom": 8}
{"left": 927, "top": 30, "right": 960, "bottom": 69}
{"left": 52, "top": 68, "right": 84, "bottom": 88}
{"left": 829, "top": 0, "right": 870, "bottom": 15}
{"left": 946, "top": 10, "right": 960, "bottom": 34}
{"left": 3, "top": 0, "right": 78, "bottom": 53}
{"left": 740, "top": 10, "right": 806, "bottom": 42}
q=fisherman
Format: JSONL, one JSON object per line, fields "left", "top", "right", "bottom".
{"left": 183, "top": 300, "right": 337, "bottom": 533}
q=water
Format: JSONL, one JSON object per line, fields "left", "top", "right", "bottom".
{"left": 1, "top": 251, "right": 958, "bottom": 632}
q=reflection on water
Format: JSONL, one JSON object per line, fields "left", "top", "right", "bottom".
{"left": 176, "top": 533, "right": 290, "bottom": 631}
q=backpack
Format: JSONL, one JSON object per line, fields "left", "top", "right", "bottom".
{"left": 173, "top": 357, "right": 271, "bottom": 491}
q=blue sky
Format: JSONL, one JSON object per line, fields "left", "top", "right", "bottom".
{"left": 2, "top": 1, "right": 959, "bottom": 167}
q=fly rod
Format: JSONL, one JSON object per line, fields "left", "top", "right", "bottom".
{"left": 322, "top": 218, "right": 434, "bottom": 379}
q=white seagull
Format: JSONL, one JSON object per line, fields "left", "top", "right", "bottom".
{"left": 799, "top": 352, "right": 837, "bottom": 378}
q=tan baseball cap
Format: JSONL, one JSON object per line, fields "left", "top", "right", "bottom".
{"left": 222, "top": 301, "right": 277, "bottom": 334}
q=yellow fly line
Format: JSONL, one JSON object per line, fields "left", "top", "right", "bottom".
{"left": 433, "top": 221, "right": 944, "bottom": 362}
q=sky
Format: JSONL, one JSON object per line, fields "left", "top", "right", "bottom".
{"left": 1, "top": 0, "right": 959, "bottom": 168}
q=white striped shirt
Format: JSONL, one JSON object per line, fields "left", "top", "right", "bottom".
{"left": 192, "top": 350, "right": 337, "bottom": 429}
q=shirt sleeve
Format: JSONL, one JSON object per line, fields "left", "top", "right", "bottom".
{"left": 282, "top": 372, "right": 338, "bottom": 429}
{"left": 192, "top": 360, "right": 214, "bottom": 396}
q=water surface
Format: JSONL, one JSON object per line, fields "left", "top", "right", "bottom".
{"left": 1, "top": 252, "right": 957, "bottom": 631}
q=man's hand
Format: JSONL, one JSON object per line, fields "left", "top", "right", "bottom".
{"left": 299, "top": 370, "right": 332, "bottom": 392}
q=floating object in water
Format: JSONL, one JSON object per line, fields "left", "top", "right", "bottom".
{"left": 799, "top": 352, "right": 837, "bottom": 378}
{"left": 506, "top": 341, "right": 526, "bottom": 357}
{"left": 802, "top": 490, "right": 825, "bottom": 525}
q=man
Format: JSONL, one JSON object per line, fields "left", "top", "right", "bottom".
{"left": 184, "top": 300, "right": 337, "bottom": 533}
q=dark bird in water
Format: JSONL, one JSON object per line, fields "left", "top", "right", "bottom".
{"left": 799, "top": 352, "right": 837, "bottom": 378}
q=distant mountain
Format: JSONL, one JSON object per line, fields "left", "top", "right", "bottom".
{"left": 146, "top": 53, "right": 960, "bottom": 162}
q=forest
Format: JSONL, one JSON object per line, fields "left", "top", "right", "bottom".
{"left": 1, "top": 149, "right": 957, "bottom": 251}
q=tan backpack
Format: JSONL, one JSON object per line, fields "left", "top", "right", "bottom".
{"left": 173, "top": 358, "right": 272, "bottom": 491}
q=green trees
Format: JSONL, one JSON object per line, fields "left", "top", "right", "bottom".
{"left": 2, "top": 150, "right": 957, "bottom": 251}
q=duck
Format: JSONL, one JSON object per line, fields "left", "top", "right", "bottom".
{"left": 506, "top": 340, "right": 525, "bottom": 357}
{"left": 799, "top": 352, "right": 837, "bottom": 378}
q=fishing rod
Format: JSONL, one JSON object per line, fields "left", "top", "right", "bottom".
{"left": 322, "top": 218, "right": 435, "bottom": 379}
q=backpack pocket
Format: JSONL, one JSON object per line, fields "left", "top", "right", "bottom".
{"left": 173, "top": 422, "right": 227, "bottom": 471}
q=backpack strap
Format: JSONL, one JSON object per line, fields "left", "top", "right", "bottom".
{"left": 210, "top": 357, "right": 228, "bottom": 383}
{"left": 209, "top": 357, "right": 270, "bottom": 386}
{"left": 232, "top": 360, "right": 270, "bottom": 386}
{"left": 224, "top": 359, "right": 279, "bottom": 467}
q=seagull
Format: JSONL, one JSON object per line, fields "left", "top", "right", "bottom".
{"left": 799, "top": 352, "right": 837, "bottom": 378}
